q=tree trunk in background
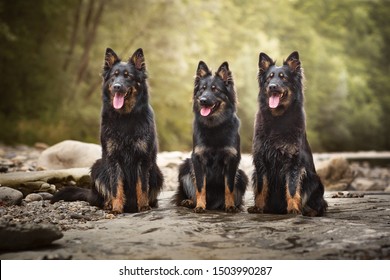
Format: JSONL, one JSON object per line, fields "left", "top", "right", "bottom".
{"left": 76, "top": 0, "right": 105, "bottom": 84}
{"left": 63, "top": 0, "right": 82, "bottom": 71}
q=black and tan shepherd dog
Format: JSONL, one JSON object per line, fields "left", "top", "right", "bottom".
{"left": 248, "top": 51, "right": 327, "bottom": 216}
{"left": 51, "top": 48, "right": 163, "bottom": 213}
{"left": 172, "top": 61, "right": 248, "bottom": 213}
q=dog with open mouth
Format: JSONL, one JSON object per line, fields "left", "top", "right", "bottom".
{"left": 248, "top": 51, "right": 328, "bottom": 216}
{"left": 172, "top": 61, "right": 248, "bottom": 213}
{"left": 51, "top": 48, "right": 163, "bottom": 213}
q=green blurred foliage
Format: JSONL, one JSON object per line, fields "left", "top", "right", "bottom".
{"left": 0, "top": 0, "right": 389, "bottom": 152}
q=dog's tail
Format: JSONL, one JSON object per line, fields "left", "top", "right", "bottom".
{"left": 50, "top": 187, "right": 104, "bottom": 208}
{"left": 234, "top": 169, "right": 249, "bottom": 209}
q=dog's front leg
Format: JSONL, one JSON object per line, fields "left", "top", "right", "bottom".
{"left": 285, "top": 167, "right": 306, "bottom": 214}
{"left": 137, "top": 162, "right": 152, "bottom": 212}
{"left": 110, "top": 166, "right": 126, "bottom": 214}
{"left": 247, "top": 166, "right": 268, "bottom": 213}
{"left": 111, "top": 177, "right": 126, "bottom": 214}
{"left": 224, "top": 156, "right": 240, "bottom": 213}
{"left": 192, "top": 154, "right": 206, "bottom": 213}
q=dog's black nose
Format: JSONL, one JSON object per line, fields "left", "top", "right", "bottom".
{"left": 200, "top": 97, "right": 208, "bottom": 106}
{"left": 269, "top": 84, "right": 280, "bottom": 92}
{"left": 113, "top": 83, "right": 122, "bottom": 91}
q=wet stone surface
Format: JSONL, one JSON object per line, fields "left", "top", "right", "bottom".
{"left": 1, "top": 191, "right": 389, "bottom": 260}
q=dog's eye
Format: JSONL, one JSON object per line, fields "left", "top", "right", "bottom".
{"left": 202, "top": 85, "right": 207, "bottom": 90}
{"left": 269, "top": 73, "right": 274, "bottom": 79}
{"left": 114, "top": 71, "right": 119, "bottom": 76}
{"left": 279, "top": 73, "right": 287, "bottom": 80}
{"left": 211, "top": 85, "right": 217, "bottom": 92}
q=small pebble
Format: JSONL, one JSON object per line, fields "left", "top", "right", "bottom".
{"left": 105, "top": 213, "right": 116, "bottom": 219}
{"left": 25, "top": 193, "right": 43, "bottom": 202}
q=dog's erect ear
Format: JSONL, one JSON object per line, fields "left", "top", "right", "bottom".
{"left": 284, "top": 51, "right": 301, "bottom": 72}
{"left": 196, "top": 61, "right": 211, "bottom": 78}
{"left": 258, "top": 52, "right": 274, "bottom": 74}
{"left": 104, "top": 48, "right": 120, "bottom": 72}
{"left": 216, "top": 62, "right": 233, "bottom": 85}
{"left": 129, "top": 48, "right": 146, "bottom": 71}
{"left": 195, "top": 61, "right": 211, "bottom": 89}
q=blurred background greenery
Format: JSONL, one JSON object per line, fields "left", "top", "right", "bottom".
{"left": 0, "top": 0, "right": 389, "bottom": 152}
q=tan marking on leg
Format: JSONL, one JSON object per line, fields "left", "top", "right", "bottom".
{"left": 225, "top": 185, "right": 235, "bottom": 209}
{"left": 286, "top": 168, "right": 305, "bottom": 214}
{"left": 286, "top": 189, "right": 302, "bottom": 214}
{"left": 225, "top": 183, "right": 238, "bottom": 213}
{"left": 194, "top": 177, "right": 206, "bottom": 213}
{"left": 136, "top": 175, "right": 150, "bottom": 212}
{"left": 255, "top": 175, "right": 268, "bottom": 209}
{"left": 248, "top": 175, "right": 268, "bottom": 213}
{"left": 111, "top": 178, "right": 125, "bottom": 214}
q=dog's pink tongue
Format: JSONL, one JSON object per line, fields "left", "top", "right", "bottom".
{"left": 200, "top": 107, "right": 212, "bottom": 117}
{"left": 113, "top": 93, "right": 125, "bottom": 109}
{"left": 269, "top": 95, "right": 280, "bottom": 109}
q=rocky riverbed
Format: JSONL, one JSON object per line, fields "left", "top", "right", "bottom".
{"left": 0, "top": 142, "right": 389, "bottom": 259}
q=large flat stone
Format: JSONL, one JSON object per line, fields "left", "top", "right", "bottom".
{"left": 37, "top": 140, "right": 101, "bottom": 170}
{"left": 0, "top": 223, "right": 63, "bottom": 251}
{"left": 0, "top": 168, "right": 91, "bottom": 195}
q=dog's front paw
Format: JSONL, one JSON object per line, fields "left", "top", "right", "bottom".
{"left": 139, "top": 205, "right": 152, "bottom": 212}
{"left": 225, "top": 206, "right": 240, "bottom": 213}
{"left": 193, "top": 206, "right": 206, "bottom": 213}
{"left": 287, "top": 199, "right": 302, "bottom": 215}
{"left": 247, "top": 206, "right": 264, "bottom": 214}
{"left": 287, "top": 207, "right": 302, "bottom": 215}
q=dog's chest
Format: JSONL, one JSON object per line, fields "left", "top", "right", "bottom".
{"left": 258, "top": 130, "right": 300, "bottom": 161}
{"left": 101, "top": 114, "right": 154, "bottom": 158}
